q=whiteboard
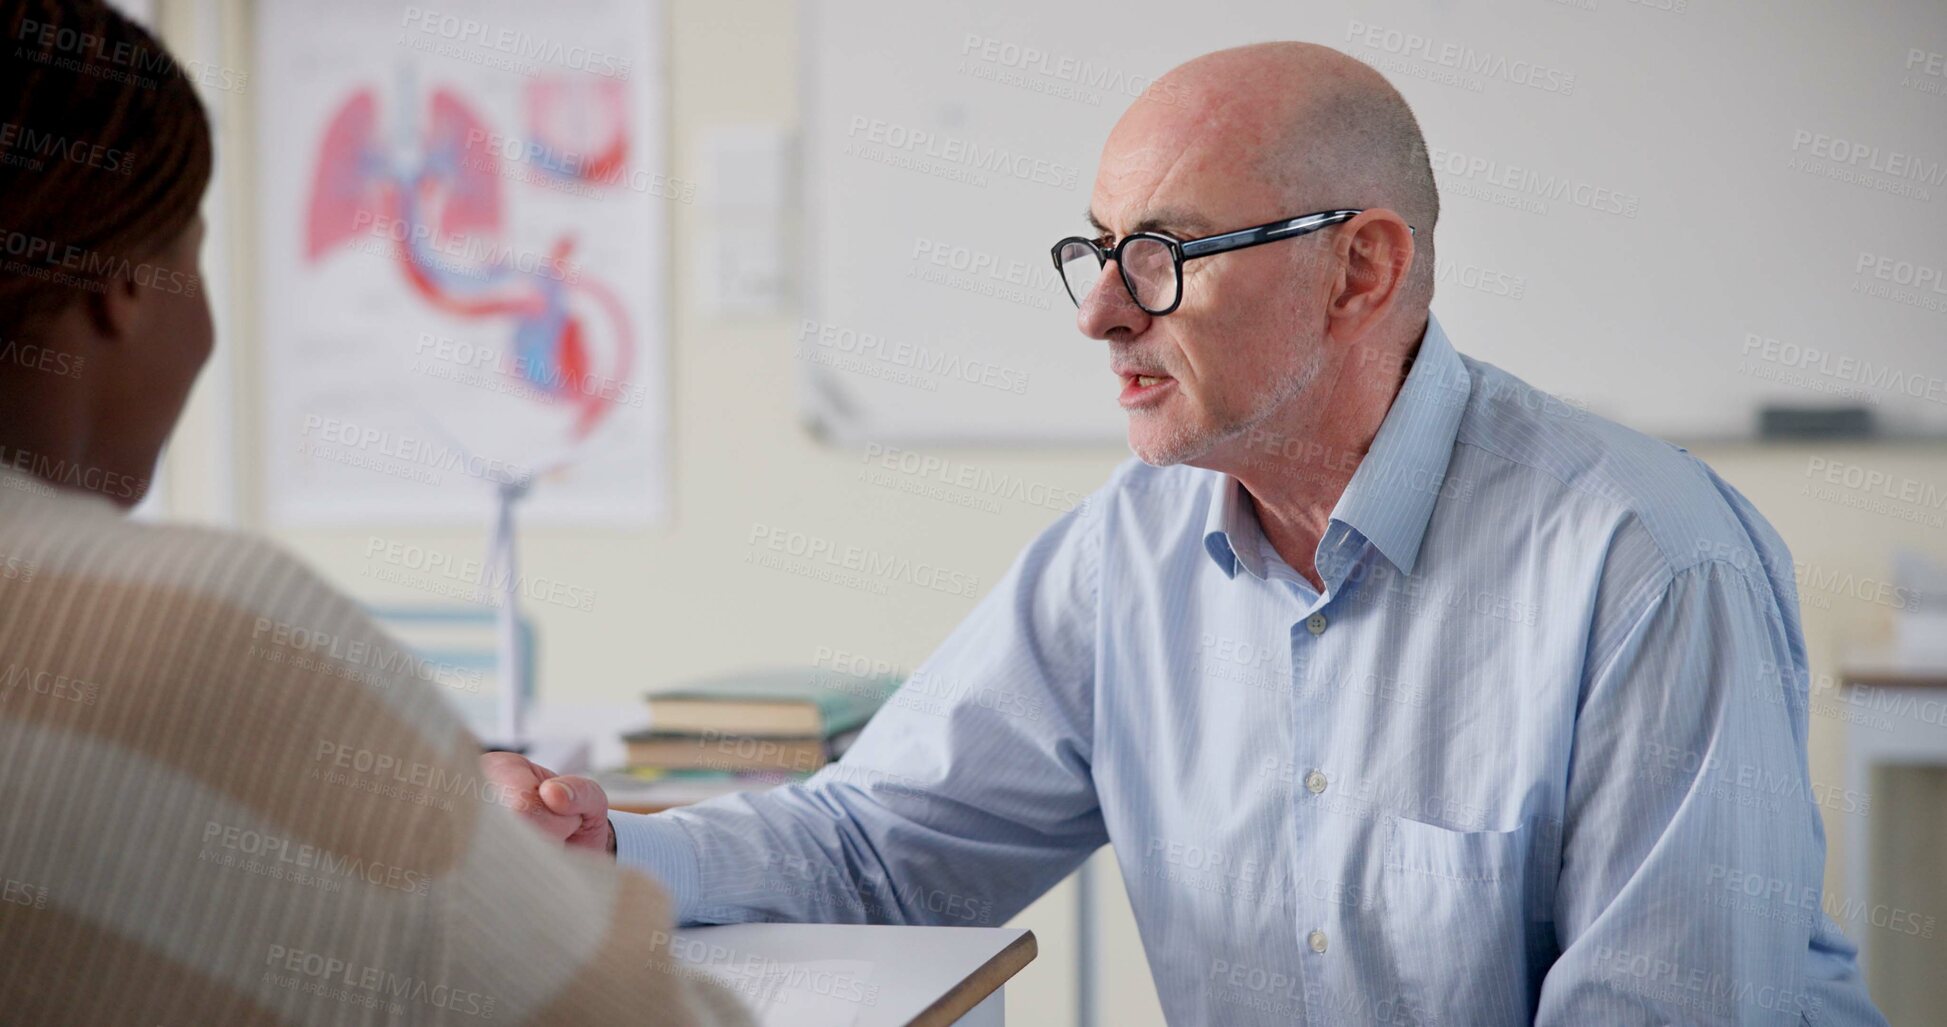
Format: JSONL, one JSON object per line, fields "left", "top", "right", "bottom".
{"left": 800, "top": 0, "right": 1947, "bottom": 444}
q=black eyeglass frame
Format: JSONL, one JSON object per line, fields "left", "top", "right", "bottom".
{"left": 1051, "top": 208, "right": 1411, "bottom": 316}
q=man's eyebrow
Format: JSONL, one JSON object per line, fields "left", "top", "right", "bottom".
{"left": 1084, "top": 207, "right": 1213, "bottom": 238}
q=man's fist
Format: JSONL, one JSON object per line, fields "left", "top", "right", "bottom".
{"left": 479, "top": 751, "right": 615, "bottom": 856}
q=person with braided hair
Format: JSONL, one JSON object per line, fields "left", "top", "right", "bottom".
{"left": 0, "top": 3, "right": 753, "bottom": 1023}
{"left": 0, "top": 0, "right": 214, "bottom": 504}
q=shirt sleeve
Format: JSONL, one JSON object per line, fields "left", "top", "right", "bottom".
{"left": 615, "top": 496, "right": 1107, "bottom": 927}
{"left": 1536, "top": 558, "right": 1886, "bottom": 1026}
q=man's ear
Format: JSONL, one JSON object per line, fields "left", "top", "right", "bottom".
{"left": 79, "top": 270, "right": 144, "bottom": 343}
{"left": 1325, "top": 209, "right": 1415, "bottom": 341}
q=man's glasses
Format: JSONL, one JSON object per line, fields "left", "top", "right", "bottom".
{"left": 1051, "top": 209, "right": 1398, "bottom": 316}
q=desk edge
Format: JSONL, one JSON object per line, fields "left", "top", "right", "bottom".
{"left": 906, "top": 929, "right": 1038, "bottom": 1027}
{"left": 1840, "top": 669, "right": 1947, "bottom": 689}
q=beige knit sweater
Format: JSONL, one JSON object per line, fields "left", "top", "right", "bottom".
{"left": 0, "top": 467, "right": 752, "bottom": 1026}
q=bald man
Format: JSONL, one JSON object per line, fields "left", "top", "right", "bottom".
{"left": 490, "top": 43, "right": 1885, "bottom": 1025}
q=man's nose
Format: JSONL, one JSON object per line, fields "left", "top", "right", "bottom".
{"left": 1076, "top": 260, "right": 1153, "bottom": 341}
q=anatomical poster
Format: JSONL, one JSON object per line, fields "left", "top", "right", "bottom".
{"left": 257, "top": 0, "right": 672, "bottom": 523}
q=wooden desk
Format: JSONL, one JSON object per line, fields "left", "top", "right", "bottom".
{"left": 671, "top": 924, "right": 1036, "bottom": 1027}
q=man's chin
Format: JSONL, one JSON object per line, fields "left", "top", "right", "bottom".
{"left": 1127, "top": 422, "right": 1208, "bottom": 468}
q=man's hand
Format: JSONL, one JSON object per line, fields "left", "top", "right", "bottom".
{"left": 479, "top": 751, "right": 616, "bottom": 856}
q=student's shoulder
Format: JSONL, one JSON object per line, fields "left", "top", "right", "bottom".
{"left": 0, "top": 488, "right": 469, "bottom": 744}
{"left": 0, "top": 486, "right": 377, "bottom": 667}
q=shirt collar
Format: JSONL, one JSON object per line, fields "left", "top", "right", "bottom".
{"left": 1202, "top": 313, "right": 1472, "bottom": 581}
{"left": 1202, "top": 473, "right": 1266, "bottom": 580}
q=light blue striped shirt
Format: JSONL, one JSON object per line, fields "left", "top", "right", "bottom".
{"left": 615, "top": 314, "right": 1885, "bottom": 1025}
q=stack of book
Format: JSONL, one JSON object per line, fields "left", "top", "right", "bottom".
{"left": 604, "top": 667, "right": 901, "bottom": 813}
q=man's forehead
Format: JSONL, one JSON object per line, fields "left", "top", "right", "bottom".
{"left": 1084, "top": 205, "right": 1215, "bottom": 237}
{"left": 1089, "top": 128, "right": 1274, "bottom": 236}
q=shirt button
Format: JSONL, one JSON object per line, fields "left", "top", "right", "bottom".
{"left": 1308, "top": 930, "right": 1328, "bottom": 954}
{"left": 1304, "top": 770, "right": 1328, "bottom": 795}
{"left": 1306, "top": 613, "right": 1327, "bottom": 636}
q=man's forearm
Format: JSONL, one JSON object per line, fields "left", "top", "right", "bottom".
{"left": 608, "top": 784, "right": 911, "bottom": 927}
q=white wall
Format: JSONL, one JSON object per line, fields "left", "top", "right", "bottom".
{"left": 156, "top": 2, "right": 1947, "bottom": 1023}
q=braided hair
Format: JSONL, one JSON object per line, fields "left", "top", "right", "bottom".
{"left": 0, "top": 0, "right": 213, "bottom": 337}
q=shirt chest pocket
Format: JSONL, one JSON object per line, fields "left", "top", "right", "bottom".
{"left": 1385, "top": 815, "right": 1527, "bottom": 882}
{"left": 1377, "top": 816, "right": 1538, "bottom": 1024}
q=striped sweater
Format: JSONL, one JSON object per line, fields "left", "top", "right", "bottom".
{"left": 0, "top": 467, "right": 751, "bottom": 1026}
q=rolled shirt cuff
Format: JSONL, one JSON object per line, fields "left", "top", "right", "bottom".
{"left": 610, "top": 810, "right": 701, "bottom": 924}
